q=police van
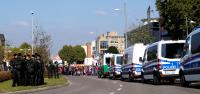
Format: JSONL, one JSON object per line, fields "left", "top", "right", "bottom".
{"left": 98, "top": 53, "right": 113, "bottom": 78}
{"left": 180, "top": 28, "right": 200, "bottom": 87}
{"left": 109, "top": 54, "right": 123, "bottom": 79}
{"left": 141, "top": 40, "right": 185, "bottom": 85}
{"left": 121, "top": 43, "right": 146, "bottom": 81}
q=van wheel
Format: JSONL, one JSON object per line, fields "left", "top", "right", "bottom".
{"left": 109, "top": 75, "right": 112, "bottom": 79}
{"left": 180, "top": 73, "right": 190, "bottom": 87}
{"left": 111, "top": 73, "right": 115, "bottom": 80}
{"left": 120, "top": 73, "right": 125, "bottom": 81}
{"left": 102, "top": 74, "right": 106, "bottom": 78}
{"left": 153, "top": 74, "right": 161, "bottom": 85}
{"left": 128, "top": 73, "right": 133, "bottom": 82}
{"left": 169, "top": 78, "right": 175, "bottom": 84}
{"left": 98, "top": 74, "right": 101, "bottom": 78}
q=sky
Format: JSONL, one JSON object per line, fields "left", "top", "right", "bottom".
{"left": 0, "top": 0, "right": 158, "bottom": 55}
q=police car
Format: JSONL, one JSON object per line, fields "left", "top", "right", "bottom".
{"left": 180, "top": 27, "right": 200, "bottom": 87}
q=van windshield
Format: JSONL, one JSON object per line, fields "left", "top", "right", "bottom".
{"left": 116, "top": 56, "right": 123, "bottom": 65}
{"left": 161, "top": 43, "right": 184, "bottom": 59}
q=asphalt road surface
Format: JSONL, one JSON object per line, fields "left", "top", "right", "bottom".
{"left": 30, "top": 76, "right": 200, "bottom": 94}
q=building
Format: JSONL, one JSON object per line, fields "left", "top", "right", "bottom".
{"left": 96, "top": 32, "right": 125, "bottom": 54}
{"left": 141, "top": 18, "right": 161, "bottom": 41}
{"left": 0, "top": 34, "right": 5, "bottom": 46}
{"left": 82, "top": 41, "right": 97, "bottom": 66}
{"left": 81, "top": 40, "right": 97, "bottom": 58}
{"left": 141, "top": 18, "right": 170, "bottom": 41}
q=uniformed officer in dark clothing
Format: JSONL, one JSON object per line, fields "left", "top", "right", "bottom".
{"left": 23, "top": 55, "right": 29, "bottom": 86}
{"left": 54, "top": 61, "right": 59, "bottom": 79}
{"left": 25, "top": 55, "right": 34, "bottom": 86}
{"left": 30, "top": 55, "right": 38, "bottom": 86}
{"left": 17, "top": 53, "right": 26, "bottom": 86}
{"left": 35, "top": 53, "right": 44, "bottom": 85}
{"left": 10, "top": 54, "right": 21, "bottom": 87}
{"left": 47, "top": 61, "right": 54, "bottom": 78}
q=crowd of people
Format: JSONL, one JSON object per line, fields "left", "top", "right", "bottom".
{"left": 46, "top": 61, "right": 60, "bottom": 79}
{"left": 9, "top": 53, "right": 44, "bottom": 87}
{"left": 66, "top": 65, "right": 98, "bottom": 76}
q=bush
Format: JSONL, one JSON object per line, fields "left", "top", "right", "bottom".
{"left": 0, "top": 71, "right": 12, "bottom": 82}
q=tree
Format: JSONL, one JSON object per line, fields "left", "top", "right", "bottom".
{"left": 59, "top": 45, "right": 75, "bottom": 64}
{"left": 156, "top": 0, "right": 200, "bottom": 39}
{"left": 73, "top": 45, "right": 86, "bottom": 62}
{"left": 0, "top": 46, "right": 4, "bottom": 61}
{"left": 106, "top": 46, "right": 119, "bottom": 54}
{"left": 127, "top": 25, "right": 154, "bottom": 46}
{"left": 19, "top": 42, "right": 31, "bottom": 55}
{"left": 19, "top": 42, "right": 31, "bottom": 49}
{"left": 59, "top": 45, "right": 86, "bottom": 64}
{"left": 11, "top": 47, "right": 21, "bottom": 55}
{"left": 33, "top": 26, "right": 52, "bottom": 63}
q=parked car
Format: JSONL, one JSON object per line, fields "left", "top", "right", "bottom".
{"left": 140, "top": 40, "right": 185, "bottom": 85}
{"left": 121, "top": 43, "right": 146, "bottom": 81}
{"left": 180, "top": 27, "right": 200, "bottom": 87}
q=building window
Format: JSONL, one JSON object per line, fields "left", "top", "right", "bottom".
{"left": 100, "top": 41, "right": 108, "bottom": 49}
{"left": 110, "top": 41, "right": 115, "bottom": 43}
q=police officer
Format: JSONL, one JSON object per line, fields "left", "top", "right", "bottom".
{"left": 54, "top": 61, "right": 59, "bottom": 79}
{"left": 17, "top": 53, "right": 26, "bottom": 86}
{"left": 10, "top": 54, "right": 20, "bottom": 87}
{"left": 35, "top": 53, "right": 44, "bottom": 85}
{"left": 30, "top": 55, "right": 38, "bottom": 86}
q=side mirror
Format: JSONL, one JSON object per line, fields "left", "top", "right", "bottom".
{"left": 139, "top": 57, "right": 143, "bottom": 62}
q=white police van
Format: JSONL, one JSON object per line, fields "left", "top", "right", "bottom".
{"left": 109, "top": 54, "right": 123, "bottom": 79}
{"left": 141, "top": 40, "right": 185, "bottom": 85}
{"left": 180, "top": 28, "right": 200, "bottom": 87}
{"left": 121, "top": 43, "right": 146, "bottom": 81}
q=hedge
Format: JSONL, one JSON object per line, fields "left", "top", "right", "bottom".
{"left": 0, "top": 71, "right": 12, "bottom": 82}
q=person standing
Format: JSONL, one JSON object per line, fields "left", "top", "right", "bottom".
{"left": 17, "top": 53, "right": 26, "bottom": 86}
{"left": 48, "top": 61, "right": 54, "bottom": 78}
{"left": 31, "top": 55, "right": 38, "bottom": 86}
{"left": 10, "top": 54, "right": 20, "bottom": 87}
{"left": 35, "top": 53, "right": 44, "bottom": 85}
{"left": 54, "top": 61, "right": 59, "bottom": 79}
{"left": 26, "top": 55, "right": 36, "bottom": 86}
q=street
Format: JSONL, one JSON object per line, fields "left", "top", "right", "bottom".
{"left": 30, "top": 76, "right": 200, "bottom": 94}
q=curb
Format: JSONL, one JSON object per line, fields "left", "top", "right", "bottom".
{"left": 2, "top": 76, "right": 70, "bottom": 94}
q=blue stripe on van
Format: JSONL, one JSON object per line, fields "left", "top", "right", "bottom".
{"left": 183, "top": 53, "right": 200, "bottom": 69}
{"left": 122, "top": 63, "right": 142, "bottom": 74}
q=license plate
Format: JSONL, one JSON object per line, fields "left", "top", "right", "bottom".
{"left": 165, "top": 71, "right": 175, "bottom": 74}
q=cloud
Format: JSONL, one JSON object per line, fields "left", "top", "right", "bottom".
{"left": 89, "top": 32, "right": 94, "bottom": 35}
{"left": 15, "top": 21, "right": 30, "bottom": 27}
{"left": 114, "top": 8, "right": 120, "bottom": 11}
{"left": 95, "top": 10, "right": 107, "bottom": 16}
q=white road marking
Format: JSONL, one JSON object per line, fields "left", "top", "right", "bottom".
{"left": 117, "top": 88, "right": 122, "bottom": 91}
{"left": 109, "top": 92, "right": 115, "bottom": 94}
{"left": 120, "top": 84, "right": 123, "bottom": 87}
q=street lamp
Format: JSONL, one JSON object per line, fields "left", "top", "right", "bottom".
{"left": 185, "top": 17, "right": 196, "bottom": 37}
{"left": 31, "top": 11, "right": 34, "bottom": 55}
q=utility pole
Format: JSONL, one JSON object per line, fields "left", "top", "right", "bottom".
{"left": 124, "top": 2, "right": 128, "bottom": 48}
{"left": 31, "top": 11, "right": 34, "bottom": 55}
{"left": 186, "top": 17, "right": 188, "bottom": 37}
